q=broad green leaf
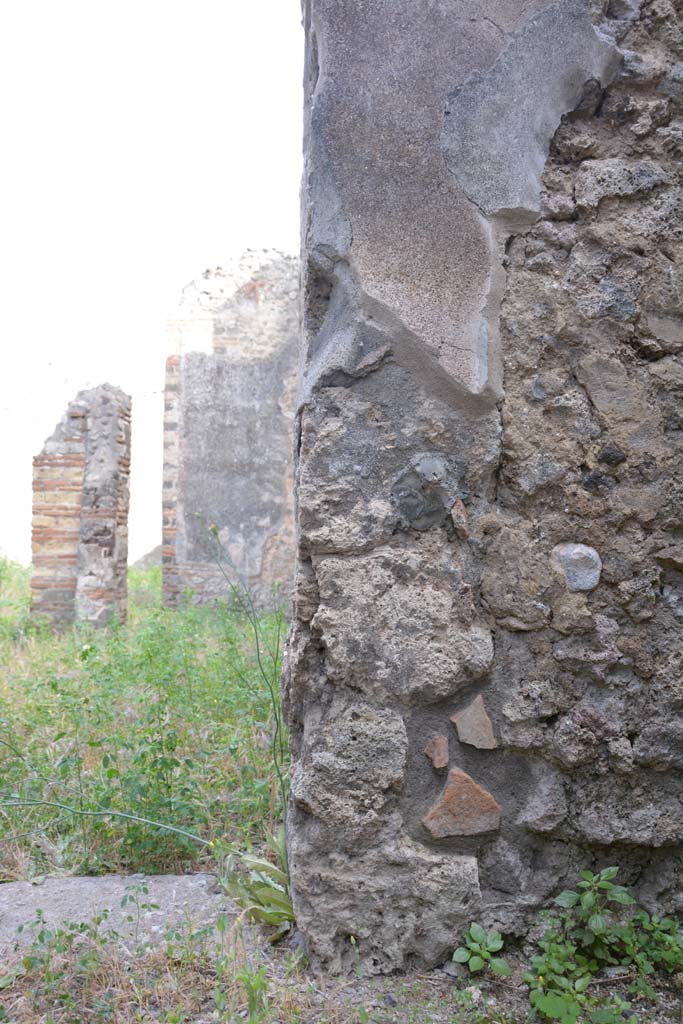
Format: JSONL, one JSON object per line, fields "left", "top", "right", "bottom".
{"left": 588, "top": 914, "right": 606, "bottom": 935}
{"left": 252, "top": 886, "right": 294, "bottom": 916}
{"left": 581, "top": 891, "right": 596, "bottom": 910}
{"left": 239, "top": 855, "right": 288, "bottom": 886}
{"left": 592, "top": 1009, "right": 625, "bottom": 1024}
{"left": 452, "top": 947, "right": 470, "bottom": 963}
{"left": 468, "top": 955, "right": 485, "bottom": 972}
{"left": 267, "top": 920, "right": 292, "bottom": 945}
{"left": 599, "top": 866, "right": 619, "bottom": 881}
{"left": 608, "top": 888, "right": 635, "bottom": 905}
{"left": 0, "top": 965, "right": 25, "bottom": 990}
{"left": 535, "top": 992, "right": 580, "bottom": 1021}
{"left": 490, "top": 957, "right": 512, "bottom": 976}
{"left": 469, "top": 922, "right": 486, "bottom": 945}
{"left": 574, "top": 974, "right": 591, "bottom": 992}
{"left": 251, "top": 872, "right": 287, "bottom": 893}
{"left": 554, "top": 891, "right": 579, "bottom": 908}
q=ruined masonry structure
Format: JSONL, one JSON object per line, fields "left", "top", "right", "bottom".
{"left": 162, "top": 251, "right": 298, "bottom": 607}
{"left": 286, "top": 0, "right": 683, "bottom": 973}
{"left": 31, "top": 385, "right": 131, "bottom": 627}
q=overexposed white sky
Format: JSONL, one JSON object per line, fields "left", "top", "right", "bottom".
{"left": 0, "top": 0, "right": 303, "bottom": 564}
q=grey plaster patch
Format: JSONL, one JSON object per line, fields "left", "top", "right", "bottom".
{"left": 442, "top": 0, "right": 619, "bottom": 218}
{"left": 301, "top": 0, "right": 532, "bottom": 398}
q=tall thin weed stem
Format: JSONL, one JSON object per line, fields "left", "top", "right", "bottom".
{"left": 207, "top": 525, "right": 289, "bottom": 878}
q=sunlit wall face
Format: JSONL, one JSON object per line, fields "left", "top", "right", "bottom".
{"left": 0, "top": 0, "right": 303, "bottom": 564}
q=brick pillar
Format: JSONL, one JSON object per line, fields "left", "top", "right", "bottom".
{"left": 31, "top": 385, "right": 132, "bottom": 627}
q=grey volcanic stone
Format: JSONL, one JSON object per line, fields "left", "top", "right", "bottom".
{"left": 310, "top": 546, "right": 495, "bottom": 706}
{"left": 517, "top": 770, "right": 568, "bottom": 834}
{"left": 575, "top": 158, "right": 670, "bottom": 211}
{"left": 551, "top": 543, "right": 603, "bottom": 592}
{"left": 286, "top": 830, "right": 481, "bottom": 973}
{"left": 290, "top": 699, "right": 408, "bottom": 833}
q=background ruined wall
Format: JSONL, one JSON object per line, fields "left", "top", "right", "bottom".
{"left": 162, "top": 251, "right": 298, "bottom": 608}
{"left": 286, "top": 0, "right": 683, "bottom": 973}
{"left": 31, "top": 385, "right": 131, "bottom": 627}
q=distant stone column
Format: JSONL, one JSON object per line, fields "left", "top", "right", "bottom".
{"left": 162, "top": 251, "right": 298, "bottom": 608}
{"left": 31, "top": 385, "right": 131, "bottom": 627}
{"left": 161, "top": 354, "right": 182, "bottom": 605}
{"left": 286, "top": 0, "right": 681, "bottom": 974}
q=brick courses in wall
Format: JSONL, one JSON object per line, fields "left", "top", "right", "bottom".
{"left": 31, "top": 385, "right": 132, "bottom": 627}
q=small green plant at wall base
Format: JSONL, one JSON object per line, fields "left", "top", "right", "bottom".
{"left": 615, "top": 909, "right": 683, "bottom": 996}
{"left": 452, "top": 923, "right": 511, "bottom": 977}
{"left": 522, "top": 866, "right": 683, "bottom": 1023}
{"left": 525, "top": 927, "right": 603, "bottom": 1024}
{"left": 219, "top": 827, "right": 294, "bottom": 941}
{"left": 553, "top": 866, "right": 635, "bottom": 960}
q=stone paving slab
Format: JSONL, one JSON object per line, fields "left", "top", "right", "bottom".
{"left": 0, "top": 873, "right": 235, "bottom": 957}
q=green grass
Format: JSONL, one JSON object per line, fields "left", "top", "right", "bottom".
{"left": 0, "top": 558, "right": 31, "bottom": 640}
{"left": 0, "top": 559, "right": 286, "bottom": 879}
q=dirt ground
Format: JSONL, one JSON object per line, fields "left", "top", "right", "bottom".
{"left": 1, "top": 874, "right": 683, "bottom": 1023}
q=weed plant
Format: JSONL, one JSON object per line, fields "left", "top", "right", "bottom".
{"left": 525, "top": 867, "right": 683, "bottom": 1023}
{"left": 452, "top": 923, "right": 511, "bottom": 978}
